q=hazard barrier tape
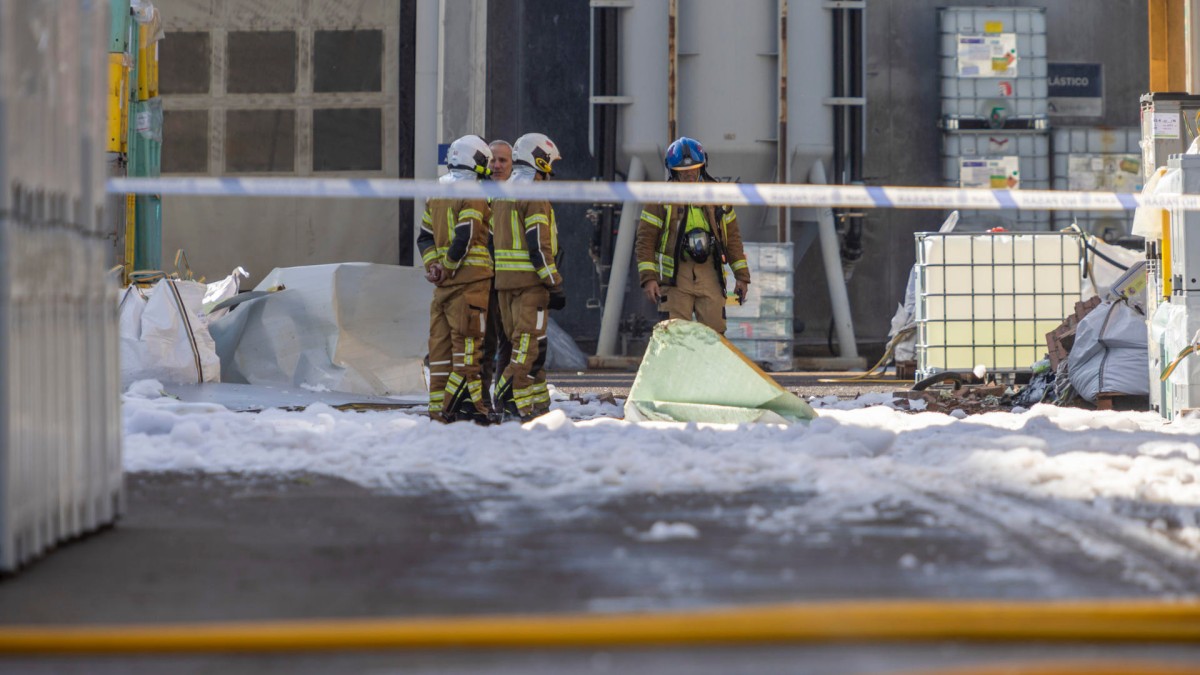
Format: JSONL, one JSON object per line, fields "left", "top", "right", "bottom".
{"left": 1, "top": 599, "right": 1199, "bottom": 654}
{"left": 107, "top": 177, "right": 1200, "bottom": 211}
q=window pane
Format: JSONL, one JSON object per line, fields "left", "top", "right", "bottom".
{"left": 162, "top": 110, "right": 208, "bottom": 174}
{"left": 225, "top": 109, "right": 295, "bottom": 173}
{"left": 313, "top": 30, "right": 383, "bottom": 93}
{"left": 313, "top": 108, "right": 382, "bottom": 172}
{"left": 159, "top": 32, "right": 210, "bottom": 95}
{"left": 227, "top": 31, "right": 297, "bottom": 94}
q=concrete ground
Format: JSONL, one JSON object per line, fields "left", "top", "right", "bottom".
{"left": 1, "top": 372, "right": 1197, "bottom": 673}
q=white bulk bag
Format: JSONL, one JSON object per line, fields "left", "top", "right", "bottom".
{"left": 119, "top": 278, "right": 221, "bottom": 386}
{"left": 1067, "top": 300, "right": 1148, "bottom": 402}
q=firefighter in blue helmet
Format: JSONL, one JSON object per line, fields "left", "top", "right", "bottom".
{"left": 635, "top": 136, "right": 751, "bottom": 334}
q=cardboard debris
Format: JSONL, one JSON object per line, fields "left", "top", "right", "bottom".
{"left": 1046, "top": 296, "right": 1102, "bottom": 371}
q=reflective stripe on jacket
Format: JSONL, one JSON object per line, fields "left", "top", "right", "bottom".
{"left": 634, "top": 202, "right": 750, "bottom": 287}
{"left": 418, "top": 197, "right": 493, "bottom": 287}
{"left": 491, "top": 198, "right": 561, "bottom": 291}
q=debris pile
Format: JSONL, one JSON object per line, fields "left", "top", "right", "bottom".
{"left": 892, "top": 383, "right": 1015, "bottom": 414}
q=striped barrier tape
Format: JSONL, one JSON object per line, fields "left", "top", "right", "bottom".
{"left": 107, "top": 177, "right": 1200, "bottom": 211}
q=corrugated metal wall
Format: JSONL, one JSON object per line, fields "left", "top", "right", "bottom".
{"left": 0, "top": 0, "right": 124, "bottom": 572}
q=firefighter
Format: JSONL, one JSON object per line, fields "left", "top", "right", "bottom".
{"left": 492, "top": 132, "right": 564, "bottom": 422}
{"left": 480, "top": 139, "right": 514, "bottom": 419}
{"left": 418, "top": 134, "right": 494, "bottom": 424}
{"left": 635, "top": 136, "right": 750, "bottom": 335}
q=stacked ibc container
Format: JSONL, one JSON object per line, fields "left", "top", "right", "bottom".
{"left": 1051, "top": 127, "right": 1142, "bottom": 240}
{"left": 726, "top": 243, "right": 794, "bottom": 372}
{"left": 940, "top": 6, "right": 1050, "bottom": 231}
{"left": 1, "top": 1, "right": 124, "bottom": 572}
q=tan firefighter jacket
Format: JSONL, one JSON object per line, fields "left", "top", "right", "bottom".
{"left": 418, "top": 197, "right": 493, "bottom": 287}
{"left": 635, "top": 202, "right": 750, "bottom": 288}
{"left": 490, "top": 198, "right": 561, "bottom": 291}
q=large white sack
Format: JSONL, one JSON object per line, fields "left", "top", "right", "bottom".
{"left": 120, "top": 278, "right": 220, "bottom": 386}
{"left": 209, "top": 263, "right": 432, "bottom": 396}
{"left": 1067, "top": 300, "right": 1149, "bottom": 402}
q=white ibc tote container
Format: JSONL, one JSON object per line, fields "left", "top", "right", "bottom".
{"left": 914, "top": 231, "right": 1085, "bottom": 380}
{"left": 0, "top": 0, "right": 123, "bottom": 572}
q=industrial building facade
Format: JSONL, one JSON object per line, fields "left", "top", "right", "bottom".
{"left": 151, "top": 0, "right": 1149, "bottom": 359}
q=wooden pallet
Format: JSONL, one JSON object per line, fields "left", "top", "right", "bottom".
{"left": 1094, "top": 392, "right": 1150, "bottom": 411}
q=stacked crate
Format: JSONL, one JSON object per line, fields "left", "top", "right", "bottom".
{"left": 1, "top": 1, "right": 124, "bottom": 572}
{"left": 726, "top": 243, "right": 794, "bottom": 372}
{"left": 939, "top": 7, "right": 1051, "bottom": 231}
{"left": 1051, "top": 127, "right": 1142, "bottom": 240}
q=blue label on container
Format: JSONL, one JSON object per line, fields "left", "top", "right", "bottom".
{"left": 1048, "top": 63, "right": 1102, "bottom": 98}
{"left": 1048, "top": 63, "right": 1103, "bottom": 117}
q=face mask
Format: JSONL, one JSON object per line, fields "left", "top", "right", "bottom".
{"left": 684, "top": 228, "right": 712, "bottom": 263}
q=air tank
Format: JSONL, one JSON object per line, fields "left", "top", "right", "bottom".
{"left": 616, "top": 0, "right": 833, "bottom": 241}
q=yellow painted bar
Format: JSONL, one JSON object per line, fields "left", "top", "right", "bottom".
{"left": 106, "top": 53, "right": 129, "bottom": 152}
{"left": 0, "top": 600, "right": 1198, "bottom": 654}
{"left": 1163, "top": 209, "right": 1173, "bottom": 298}
{"left": 136, "top": 24, "right": 159, "bottom": 100}
{"left": 124, "top": 193, "right": 136, "bottom": 284}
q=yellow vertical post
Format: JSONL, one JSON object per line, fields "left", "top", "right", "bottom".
{"left": 124, "top": 194, "right": 137, "bottom": 284}
{"left": 1149, "top": 0, "right": 1188, "bottom": 91}
{"left": 1162, "top": 209, "right": 1174, "bottom": 299}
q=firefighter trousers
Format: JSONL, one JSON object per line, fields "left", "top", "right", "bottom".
{"left": 662, "top": 257, "right": 727, "bottom": 334}
{"left": 479, "top": 281, "right": 511, "bottom": 414}
{"left": 496, "top": 285, "right": 550, "bottom": 418}
{"left": 428, "top": 278, "right": 491, "bottom": 421}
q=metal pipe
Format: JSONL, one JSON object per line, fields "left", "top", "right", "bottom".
{"left": 852, "top": 5, "right": 865, "bottom": 182}
{"left": 809, "top": 159, "right": 859, "bottom": 359}
{"left": 831, "top": 5, "right": 844, "bottom": 183}
{"left": 667, "top": 0, "right": 677, "bottom": 143}
{"left": 413, "top": 0, "right": 439, "bottom": 254}
{"left": 596, "top": 156, "right": 646, "bottom": 357}
{"left": 777, "top": 0, "right": 788, "bottom": 243}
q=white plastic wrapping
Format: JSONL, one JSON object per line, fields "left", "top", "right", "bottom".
{"left": 202, "top": 266, "right": 249, "bottom": 321}
{"left": 209, "top": 263, "right": 431, "bottom": 396}
{"left": 1080, "top": 236, "right": 1143, "bottom": 301}
{"left": 1132, "top": 167, "right": 1174, "bottom": 240}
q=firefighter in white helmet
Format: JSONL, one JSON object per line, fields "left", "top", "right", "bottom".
{"left": 491, "top": 132, "right": 564, "bottom": 422}
{"left": 636, "top": 136, "right": 751, "bottom": 334}
{"left": 418, "top": 134, "right": 494, "bottom": 424}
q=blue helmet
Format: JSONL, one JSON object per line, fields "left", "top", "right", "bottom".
{"left": 664, "top": 136, "right": 706, "bottom": 171}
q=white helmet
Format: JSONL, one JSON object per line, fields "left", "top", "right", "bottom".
{"left": 446, "top": 134, "right": 493, "bottom": 177}
{"left": 512, "top": 133, "right": 561, "bottom": 176}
